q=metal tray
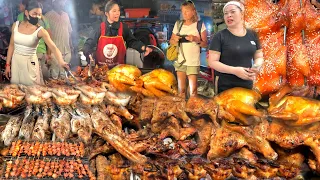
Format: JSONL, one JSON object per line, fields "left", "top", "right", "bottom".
{"left": 1, "top": 157, "right": 90, "bottom": 180}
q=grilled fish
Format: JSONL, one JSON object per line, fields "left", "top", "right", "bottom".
{"left": 1, "top": 116, "right": 22, "bottom": 146}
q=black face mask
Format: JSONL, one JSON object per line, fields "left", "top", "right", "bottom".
{"left": 28, "top": 15, "right": 39, "bottom": 25}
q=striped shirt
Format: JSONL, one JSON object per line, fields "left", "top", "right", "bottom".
{"left": 45, "top": 10, "right": 72, "bottom": 54}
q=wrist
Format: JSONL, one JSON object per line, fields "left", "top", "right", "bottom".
{"left": 141, "top": 46, "right": 146, "bottom": 52}
{"left": 231, "top": 66, "right": 239, "bottom": 74}
{"left": 5, "top": 63, "right": 10, "bottom": 68}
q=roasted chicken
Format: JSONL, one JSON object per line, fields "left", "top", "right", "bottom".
{"left": 254, "top": 30, "right": 287, "bottom": 95}
{"left": 107, "top": 64, "right": 141, "bottom": 92}
{"left": 269, "top": 95, "right": 320, "bottom": 126}
{"left": 244, "top": 0, "right": 289, "bottom": 34}
{"left": 287, "top": 32, "right": 311, "bottom": 87}
{"left": 267, "top": 120, "right": 320, "bottom": 162}
{"left": 305, "top": 30, "right": 320, "bottom": 86}
{"left": 208, "top": 120, "right": 278, "bottom": 161}
{"left": 213, "top": 87, "right": 263, "bottom": 125}
{"left": 131, "top": 69, "right": 178, "bottom": 97}
{"left": 151, "top": 96, "right": 190, "bottom": 124}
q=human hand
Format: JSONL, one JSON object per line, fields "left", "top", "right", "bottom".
{"left": 144, "top": 47, "right": 153, "bottom": 56}
{"left": 248, "top": 67, "right": 260, "bottom": 74}
{"left": 249, "top": 63, "right": 262, "bottom": 74}
{"left": 5, "top": 66, "right": 10, "bottom": 80}
{"left": 235, "top": 67, "right": 256, "bottom": 81}
{"left": 173, "top": 36, "right": 181, "bottom": 42}
{"left": 186, "top": 35, "right": 200, "bottom": 43}
{"left": 45, "top": 54, "right": 52, "bottom": 63}
{"left": 60, "top": 61, "right": 70, "bottom": 70}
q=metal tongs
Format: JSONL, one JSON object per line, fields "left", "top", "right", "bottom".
{"left": 87, "top": 55, "right": 95, "bottom": 82}
{"left": 63, "top": 66, "right": 78, "bottom": 85}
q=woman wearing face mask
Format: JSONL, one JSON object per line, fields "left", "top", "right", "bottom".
{"left": 5, "top": 0, "right": 69, "bottom": 86}
{"left": 83, "top": 0, "right": 152, "bottom": 68}
{"left": 208, "top": 1, "right": 264, "bottom": 94}
{"left": 169, "top": 1, "right": 208, "bottom": 97}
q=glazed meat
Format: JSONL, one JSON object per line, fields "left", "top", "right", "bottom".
{"left": 151, "top": 96, "right": 190, "bottom": 124}
{"left": 208, "top": 120, "right": 277, "bottom": 161}
{"left": 185, "top": 97, "right": 219, "bottom": 126}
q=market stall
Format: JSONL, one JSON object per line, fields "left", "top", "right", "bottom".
{"left": 0, "top": 0, "right": 319, "bottom": 179}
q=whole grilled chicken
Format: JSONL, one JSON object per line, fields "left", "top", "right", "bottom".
{"left": 269, "top": 95, "right": 320, "bottom": 126}
{"left": 213, "top": 87, "right": 263, "bottom": 125}
{"left": 107, "top": 64, "right": 141, "bottom": 92}
{"left": 134, "top": 69, "right": 178, "bottom": 97}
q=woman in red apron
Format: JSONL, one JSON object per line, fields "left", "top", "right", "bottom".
{"left": 83, "top": 0, "right": 152, "bottom": 67}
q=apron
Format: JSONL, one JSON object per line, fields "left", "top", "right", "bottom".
{"left": 96, "top": 22, "right": 126, "bottom": 67}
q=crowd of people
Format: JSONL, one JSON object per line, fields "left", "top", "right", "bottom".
{"left": 3, "top": 0, "right": 319, "bottom": 96}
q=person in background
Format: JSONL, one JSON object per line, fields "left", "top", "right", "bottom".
{"left": 5, "top": 0, "right": 69, "bottom": 86}
{"left": 169, "top": 1, "right": 208, "bottom": 97}
{"left": 212, "top": 3, "right": 226, "bottom": 34}
{"left": 17, "top": 0, "right": 29, "bottom": 21}
{"left": 208, "top": 1, "right": 264, "bottom": 94}
{"left": 90, "top": 0, "right": 107, "bottom": 24}
{"left": 311, "top": 0, "right": 320, "bottom": 8}
{"left": 45, "top": 0, "right": 73, "bottom": 79}
{"left": 17, "top": 0, "right": 51, "bottom": 82}
{"left": 83, "top": 0, "right": 152, "bottom": 68}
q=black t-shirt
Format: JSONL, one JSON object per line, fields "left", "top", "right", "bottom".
{"left": 209, "top": 28, "right": 261, "bottom": 92}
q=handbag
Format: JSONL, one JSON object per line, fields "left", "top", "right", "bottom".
{"left": 166, "top": 44, "right": 179, "bottom": 61}
{"left": 166, "top": 20, "right": 185, "bottom": 65}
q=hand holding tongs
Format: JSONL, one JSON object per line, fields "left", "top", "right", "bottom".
{"left": 63, "top": 66, "right": 78, "bottom": 85}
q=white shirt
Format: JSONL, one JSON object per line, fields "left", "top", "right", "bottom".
{"left": 173, "top": 21, "right": 206, "bottom": 66}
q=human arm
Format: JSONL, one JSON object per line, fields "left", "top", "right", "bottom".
{"left": 5, "top": 23, "right": 16, "bottom": 79}
{"left": 122, "top": 23, "right": 152, "bottom": 56}
{"left": 185, "top": 22, "right": 208, "bottom": 48}
{"left": 38, "top": 29, "right": 69, "bottom": 69}
{"left": 249, "top": 30, "right": 264, "bottom": 74}
{"left": 249, "top": 50, "right": 264, "bottom": 73}
{"left": 169, "top": 33, "right": 181, "bottom": 45}
{"left": 169, "top": 21, "right": 181, "bottom": 45}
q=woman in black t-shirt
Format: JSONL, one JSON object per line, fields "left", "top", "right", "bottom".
{"left": 208, "top": 1, "right": 264, "bottom": 94}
